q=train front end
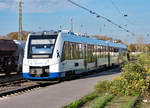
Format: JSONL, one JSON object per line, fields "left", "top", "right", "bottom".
{"left": 22, "top": 31, "right": 62, "bottom": 80}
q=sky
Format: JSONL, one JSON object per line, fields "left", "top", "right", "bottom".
{"left": 0, "top": 0, "right": 150, "bottom": 44}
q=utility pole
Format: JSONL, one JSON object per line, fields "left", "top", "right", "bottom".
{"left": 18, "top": 0, "right": 22, "bottom": 40}
{"left": 70, "top": 18, "right": 73, "bottom": 32}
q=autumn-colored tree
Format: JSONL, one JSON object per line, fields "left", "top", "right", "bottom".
{"left": 127, "top": 44, "right": 150, "bottom": 52}
{"left": 91, "top": 35, "right": 125, "bottom": 45}
{"left": 7, "top": 31, "right": 29, "bottom": 40}
{"left": 7, "top": 32, "right": 18, "bottom": 40}
{"left": 127, "top": 44, "right": 137, "bottom": 52}
{"left": 92, "top": 35, "right": 113, "bottom": 41}
{"left": 0, "top": 35, "right": 12, "bottom": 40}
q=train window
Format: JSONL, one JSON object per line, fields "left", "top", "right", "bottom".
{"left": 95, "top": 45, "right": 97, "bottom": 58}
{"left": 97, "top": 46, "right": 100, "bottom": 58}
{"left": 75, "top": 43, "right": 78, "bottom": 59}
{"left": 79, "top": 43, "right": 83, "bottom": 59}
{"left": 61, "top": 42, "right": 67, "bottom": 61}
{"left": 88, "top": 45, "right": 91, "bottom": 62}
{"left": 87, "top": 44, "right": 95, "bottom": 63}
{"left": 83, "top": 44, "right": 87, "bottom": 60}
{"left": 97, "top": 46, "right": 99, "bottom": 58}
{"left": 88, "top": 45, "right": 90, "bottom": 62}
{"left": 61, "top": 42, "right": 84, "bottom": 61}
{"left": 66, "top": 42, "right": 71, "bottom": 60}
{"left": 70, "top": 42, "right": 73, "bottom": 59}
{"left": 98, "top": 46, "right": 101, "bottom": 58}
{"left": 111, "top": 47, "right": 113, "bottom": 52}
{"left": 101, "top": 46, "right": 104, "bottom": 57}
{"left": 72, "top": 43, "right": 75, "bottom": 59}
{"left": 28, "top": 36, "right": 57, "bottom": 59}
{"left": 104, "top": 46, "right": 106, "bottom": 57}
{"left": 114, "top": 48, "right": 116, "bottom": 52}
{"left": 105, "top": 46, "right": 108, "bottom": 57}
{"left": 92, "top": 45, "right": 94, "bottom": 62}
{"left": 94, "top": 45, "right": 98, "bottom": 59}
{"left": 61, "top": 41, "right": 71, "bottom": 61}
{"left": 75, "top": 43, "right": 80, "bottom": 59}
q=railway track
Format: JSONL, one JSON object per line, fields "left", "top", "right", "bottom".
{"left": 0, "top": 73, "right": 43, "bottom": 98}
{"left": 0, "top": 78, "right": 39, "bottom": 97}
{"left": 0, "top": 73, "right": 22, "bottom": 83}
{"left": 0, "top": 79, "right": 28, "bottom": 87}
{"left": 0, "top": 75, "right": 61, "bottom": 99}
{"left": 0, "top": 66, "right": 120, "bottom": 99}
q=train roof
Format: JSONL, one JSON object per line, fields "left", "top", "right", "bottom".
{"left": 29, "top": 30, "right": 58, "bottom": 36}
{"left": 28, "top": 30, "right": 127, "bottom": 49}
{"left": 60, "top": 30, "right": 127, "bottom": 49}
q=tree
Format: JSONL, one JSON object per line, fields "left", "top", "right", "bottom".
{"left": 92, "top": 35, "right": 113, "bottom": 41}
{"left": 7, "top": 31, "right": 29, "bottom": 40}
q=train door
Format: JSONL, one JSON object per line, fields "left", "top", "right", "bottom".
{"left": 83, "top": 43, "right": 88, "bottom": 70}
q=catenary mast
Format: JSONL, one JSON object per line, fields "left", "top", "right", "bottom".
{"left": 18, "top": 0, "right": 22, "bottom": 40}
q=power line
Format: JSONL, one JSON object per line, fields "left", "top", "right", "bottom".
{"left": 109, "top": 0, "right": 123, "bottom": 15}
{"left": 109, "top": 0, "right": 135, "bottom": 26}
{"left": 67, "top": 0, "right": 135, "bottom": 36}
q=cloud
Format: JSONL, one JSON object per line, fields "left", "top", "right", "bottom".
{"left": 0, "top": 0, "right": 83, "bottom": 13}
{"left": 23, "top": 0, "right": 69, "bottom": 13}
{"left": 0, "top": 2, "right": 8, "bottom": 10}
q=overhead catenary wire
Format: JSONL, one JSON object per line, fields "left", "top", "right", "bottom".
{"left": 109, "top": 0, "right": 123, "bottom": 15}
{"left": 109, "top": 0, "right": 135, "bottom": 26}
{"left": 67, "top": 0, "right": 135, "bottom": 36}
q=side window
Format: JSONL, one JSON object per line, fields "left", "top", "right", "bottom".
{"left": 98, "top": 45, "right": 101, "bottom": 58}
{"left": 87, "top": 44, "right": 95, "bottom": 63}
{"left": 61, "top": 41, "right": 72, "bottom": 61}
{"left": 101, "top": 46, "right": 104, "bottom": 57}
{"left": 70, "top": 42, "right": 74, "bottom": 59}
{"left": 79, "top": 43, "right": 83, "bottom": 59}
{"left": 94, "top": 45, "right": 97, "bottom": 60}
{"left": 88, "top": 45, "right": 91, "bottom": 62}
{"left": 61, "top": 42, "right": 67, "bottom": 61}
{"left": 76, "top": 43, "right": 83, "bottom": 59}
{"left": 92, "top": 45, "right": 95, "bottom": 62}
{"left": 71, "top": 43, "right": 77, "bottom": 59}
{"left": 61, "top": 42, "right": 84, "bottom": 61}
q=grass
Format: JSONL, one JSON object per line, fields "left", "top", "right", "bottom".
{"left": 64, "top": 92, "right": 114, "bottom": 108}
{"left": 104, "top": 94, "right": 139, "bottom": 108}
{"left": 88, "top": 94, "right": 114, "bottom": 108}
{"left": 64, "top": 92, "right": 98, "bottom": 108}
{"left": 121, "top": 94, "right": 139, "bottom": 108}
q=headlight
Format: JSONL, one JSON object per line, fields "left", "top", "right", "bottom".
{"left": 30, "top": 69, "right": 36, "bottom": 74}
{"left": 44, "top": 68, "right": 49, "bottom": 73}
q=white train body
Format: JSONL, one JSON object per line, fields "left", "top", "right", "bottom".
{"left": 22, "top": 30, "right": 127, "bottom": 80}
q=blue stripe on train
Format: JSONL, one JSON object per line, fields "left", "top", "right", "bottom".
{"left": 23, "top": 72, "right": 61, "bottom": 79}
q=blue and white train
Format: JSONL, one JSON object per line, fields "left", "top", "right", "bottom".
{"left": 22, "top": 30, "right": 127, "bottom": 80}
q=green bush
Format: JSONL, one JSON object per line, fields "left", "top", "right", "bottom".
{"left": 94, "top": 80, "right": 110, "bottom": 93}
{"left": 95, "top": 53, "right": 150, "bottom": 96}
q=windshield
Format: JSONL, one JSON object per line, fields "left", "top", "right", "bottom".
{"left": 28, "top": 35, "right": 57, "bottom": 59}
